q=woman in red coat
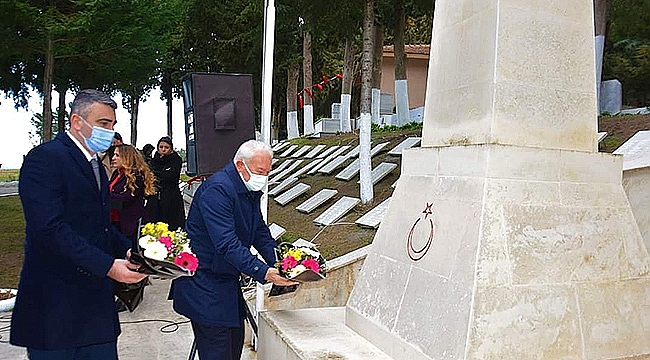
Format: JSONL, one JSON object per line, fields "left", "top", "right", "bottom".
{"left": 109, "top": 144, "right": 156, "bottom": 241}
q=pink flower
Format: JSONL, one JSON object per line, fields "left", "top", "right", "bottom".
{"left": 175, "top": 252, "right": 199, "bottom": 272}
{"left": 159, "top": 236, "right": 173, "bottom": 251}
{"left": 301, "top": 259, "right": 320, "bottom": 273}
{"left": 281, "top": 256, "right": 298, "bottom": 271}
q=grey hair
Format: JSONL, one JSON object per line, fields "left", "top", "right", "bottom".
{"left": 233, "top": 140, "right": 273, "bottom": 162}
{"left": 70, "top": 89, "right": 117, "bottom": 118}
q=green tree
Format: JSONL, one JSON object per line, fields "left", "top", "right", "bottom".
{"left": 603, "top": 0, "right": 650, "bottom": 105}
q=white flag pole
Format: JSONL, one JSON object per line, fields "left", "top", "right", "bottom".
{"left": 255, "top": 0, "right": 275, "bottom": 349}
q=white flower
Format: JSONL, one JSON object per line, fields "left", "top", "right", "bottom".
{"left": 143, "top": 241, "right": 168, "bottom": 261}
{"left": 139, "top": 235, "right": 157, "bottom": 249}
{"left": 301, "top": 248, "right": 320, "bottom": 258}
{"left": 288, "top": 264, "right": 306, "bottom": 278}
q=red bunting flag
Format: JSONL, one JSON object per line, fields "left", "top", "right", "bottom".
{"left": 322, "top": 75, "right": 329, "bottom": 84}
{"left": 336, "top": 73, "right": 343, "bottom": 79}
{"left": 304, "top": 88, "right": 313, "bottom": 99}
{"left": 315, "top": 83, "right": 323, "bottom": 90}
{"left": 298, "top": 93, "right": 304, "bottom": 108}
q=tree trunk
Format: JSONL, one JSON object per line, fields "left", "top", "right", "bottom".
{"left": 57, "top": 86, "right": 66, "bottom": 134}
{"left": 359, "top": 0, "right": 375, "bottom": 204}
{"left": 372, "top": 23, "right": 384, "bottom": 126}
{"left": 340, "top": 38, "right": 355, "bottom": 132}
{"left": 594, "top": 0, "right": 611, "bottom": 37}
{"left": 42, "top": 34, "right": 54, "bottom": 143}
{"left": 286, "top": 63, "right": 300, "bottom": 139}
{"left": 130, "top": 96, "right": 139, "bottom": 146}
{"left": 394, "top": 0, "right": 410, "bottom": 126}
{"left": 163, "top": 72, "right": 173, "bottom": 137}
{"left": 303, "top": 31, "right": 314, "bottom": 135}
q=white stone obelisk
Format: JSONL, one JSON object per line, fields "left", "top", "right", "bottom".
{"left": 345, "top": 1, "right": 650, "bottom": 359}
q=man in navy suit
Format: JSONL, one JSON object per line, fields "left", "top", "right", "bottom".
{"left": 11, "top": 89, "right": 147, "bottom": 360}
{"left": 171, "top": 140, "right": 297, "bottom": 360}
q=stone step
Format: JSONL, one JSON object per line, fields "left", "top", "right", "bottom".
{"left": 258, "top": 307, "right": 393, "bottom": 360}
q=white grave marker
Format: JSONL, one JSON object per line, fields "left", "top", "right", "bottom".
{"left": 296, "top": 189, "right": 338, "bottom": 213}
{"left": 387, "top": 137, "right": 422, "bottom": 155}
{"left": 304, "top": 144, "right": 327, "bottom": 158}
{"left": 275, "top": 183, "right": 311, "bottom": 206}
{"left": 355, "top": 197, "right": 392, "bottom": 228}
{"left": 313, "top": 196, "right": 360, "bottom": 226}
{"left": 613, "top": 130, "right": 650, "bottom": 170}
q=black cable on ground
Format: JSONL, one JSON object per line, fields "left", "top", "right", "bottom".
{"left": 0, "top": 315, "right": 190, "bottom": 343}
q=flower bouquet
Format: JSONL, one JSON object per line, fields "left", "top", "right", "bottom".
{"left": 129, "top": 221, "right": 199, "bottom": 280}
{"left": 269, "top": 241, "right": 326, "bottom": 297}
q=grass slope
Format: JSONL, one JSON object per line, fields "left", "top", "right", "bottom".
{"left": 0, "top": 196, "right": 25, "bottom": 288}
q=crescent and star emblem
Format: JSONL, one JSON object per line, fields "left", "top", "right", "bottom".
{"left": 407, "top": 202, "right": 435, "bottom": 262}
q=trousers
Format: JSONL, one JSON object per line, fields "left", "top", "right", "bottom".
{"left": 27, "top": 341, "right": 118, "bottom": 360}
{"left": 191, "top": 318, "right": 245, "bottom": 360}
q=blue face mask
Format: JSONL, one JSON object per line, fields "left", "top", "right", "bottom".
{"left": 80, "top": 117, "right": 115, "bottom": 153}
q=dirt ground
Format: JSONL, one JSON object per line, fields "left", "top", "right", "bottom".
{"left": 598, "top": 114, "right": 650, "bottom": 152}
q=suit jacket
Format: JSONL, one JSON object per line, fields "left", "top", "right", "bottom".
{"left": 171, "top": 162, "right": 277, "bottom": 327}
{"left": 109, "top": 170, "right": 147, "bottom": 237}
{"left": 10, "top": 132, "right": 131, "bottom": 350}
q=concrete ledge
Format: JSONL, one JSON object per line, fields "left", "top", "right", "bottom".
{"left": 258, "top": 307, "right": 392, "bottom": 360}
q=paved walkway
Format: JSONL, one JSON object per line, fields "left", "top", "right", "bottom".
{"left": 0, "top": 279, "right": 257, "bottom": 359}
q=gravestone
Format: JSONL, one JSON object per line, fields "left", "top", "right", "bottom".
{"left": 268, "top": 177, "right": 298, "bottom": 196}
{"left": 274, "top": 183, "right": 310, "bottom": 206}
{"left": 370, "top": 142, "right": 390, "bottom": 157}
{"left": 272, "top": 142, "right": 290, "bottom": 152}
{"left": 269, "top": 159, "right": 293, "bottom": 177}
{"left": 259, "top": 1, "right": 650, "bottom": 360}
{"left": 313, "top": 196, "right": 360, "bottom": 226}
{"left": 315, "top": 145, "right": 339, "bottom": 159}
{"left": 279, "top": 145, "right": 298, "bottom": 157}
{"left": 291, "top": 145, "right": 312, "bottom": 158}
{"left": 269, "top": 160, "right": 304, "bottom": 184}
{"left": 356, "top": 162, "right": 398, "bottom": 185}
{"left": 304, "top": 145, "right": 327, "bottom": 158}
{"left": 318, "top": 156, "right": 349, "bottom": 174}
{"left": 331, "top": 103, "right": 342, "bottom": 119}
{"left": 271, "top": 158, "right": 279, "bottom": 166}
{"left": 380, "top": 93, "right": 393, "bottom": 115}
{"left": 597, "top": 132, "right": 607, "bottom": 143}
{"left": 355, "top": 197, "right": 392, "bottom": 229}
{"left": 344, "top": 145, "right": 360, "bottom": 159}
{"left": 309, "top": 146, "right": 351, "bottom": 174}
{"left": 613, "top": 130, "right": 650, "bottom": 171}
{"left": 335, "top": 159, "right": 360, "bottom": 181}
{"left": 268, "top": 223, "right": 286, "bottom": 240}
{"left": 620, "top": 107, "right": 650, "bottom": 116}
{"left": 296, "top": 189, "right": 338, "bottom": 213}
{"left": 600, "top": 79, "right": 622, "bottom": 115}
{"left": 290, "top": 159, "right": 325, "bottom": 178}
{"left": 388, "top": 137, "right": 422, "bottom": 156}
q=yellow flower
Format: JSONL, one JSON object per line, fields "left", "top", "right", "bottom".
{"left": 142, "top": 223, "right": 155, "bottom": 236}
{"left": 286, "top": 249, "right": 304, "bottom": 262}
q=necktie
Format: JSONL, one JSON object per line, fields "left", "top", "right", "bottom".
{"left": 90, "top": 158, "right": 101, "bottom": 191}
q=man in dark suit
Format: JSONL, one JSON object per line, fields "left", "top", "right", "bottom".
{"left": 171, "top": 139, "right": 297, "bottom": 360}
{"left": 11, "top": 89, "right": 147, "bottom": 360}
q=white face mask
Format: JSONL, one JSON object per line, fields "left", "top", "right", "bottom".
{"left": 242, "top": 161, "right": 267, "bottom": 192}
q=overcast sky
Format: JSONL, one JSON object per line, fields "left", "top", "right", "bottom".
{"left": 0, "top": 89, "right": 186, "bottom": 169}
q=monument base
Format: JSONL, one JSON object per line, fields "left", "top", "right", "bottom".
{"left": 345, "top": 144, "right": 650, "bottom": 360}
{"left": 258, "top": 307, "right": 392, "bottom": 360}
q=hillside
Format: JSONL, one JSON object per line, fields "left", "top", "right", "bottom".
{"left": 271, "top": 114, "right": 650, "bottom": 260}
{"left": 268, "top": 128, "right": 420, "bottom": 260}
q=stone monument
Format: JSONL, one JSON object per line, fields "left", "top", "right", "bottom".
{"left": 259, "top": 1, "right": 650, "bottom": 359}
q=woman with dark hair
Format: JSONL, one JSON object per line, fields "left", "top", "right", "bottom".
{"left": 145, "top": 136, "right": 186, "bottom": 230}
{"left": 109, "top": 144, "right": 157, "bottom": 240}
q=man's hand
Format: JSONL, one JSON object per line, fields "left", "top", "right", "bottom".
{"left": 264, "top": 268, "right": 299, "bottom": 286}
{"left": 107, "top": 259, "right": 147, "bottom": 283}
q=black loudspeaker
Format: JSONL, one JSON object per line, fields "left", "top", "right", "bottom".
{"left": 182, "top": 73, "right": 255, "bottom": 176}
